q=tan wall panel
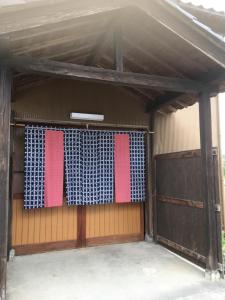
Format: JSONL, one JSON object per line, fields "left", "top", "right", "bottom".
{"left": 86, "top": 203, "right": 142, "bottom": 238}
{"left": 154, "top": 98, "right": 219, "bottom": 155}
{"left": 12, "top": 199, "right": 77, "bottom": 246}
{"left": 13, "top": 79, "right": 149, "bottom": 128}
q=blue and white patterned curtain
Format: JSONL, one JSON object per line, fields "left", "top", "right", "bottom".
{"left": 130, "top": 132, "right": 145, "bottom": 202}
{"left": 64, "top": 129, "right": 83, "bottom": 205}
{"left": 64, "top": 130, "right": 114, "bottom": 205}
{"left": 24, "top": 126, "right": 45, "bottom": 209}
{"left": 24, "top": 125, "right": 145, "bottom": 209}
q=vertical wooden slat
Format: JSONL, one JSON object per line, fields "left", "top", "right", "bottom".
{"left": 140, "top": 203, "right": 145, "bottom": 239}
{"left": 33, "top": 208, "right": 41, "bottom": 244}
{"left": 123, "top": 204, "right": 128, "bottom": 234}
{"left": 57, "top": 206, "right": 63, "bottom": 241}
{"left": 77, "top": 206, "right": 86, "bottom": 247}
{"left": 11, "top": 201, "right": 17, "bottom": 246}
{"left": 51, "top": 207, "right": 58, "bottom": 242}
{"left": 62, "top": 206, "right": 68, "bottom": 240}
{"left": 39, "top": 208, "right": 46, "bottom": 243}
{"left": 74, "top": 206, "right": 77, "bottom": 239}
{"left": 114, "top": 204, "right": 119, "bottom": 234}
{"left": 21, "top": 207, "right": 29, "bottom": 245}
{"left": 27, "top": 204, "right": 35, "bottom": 244}
{"left": 0, "top": 65, "right": 12, "bottom": 300}
{"left": 45, "top": 207, "right": 52, "bottom": 242}
{"left": 99, "top": 205, "right": 104, "bottom": 237}
{"left": 109, "top": 204, "right": 114, "bottom": 235}
{"left": 104, "top": 204, "right": 110, "bottom": 235}
{"left": 127, "top": 204, "right": 132, "bottom": 234}
{"left": 94, "top": 206, "right": 100, "bottom": 237}
{"left": 15, "top": 200, "right": 23, "bottom": 245}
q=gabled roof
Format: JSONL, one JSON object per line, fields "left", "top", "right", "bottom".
{"left": 0, "top": 0, "right": 225, "bottom": 113}
{"left": 172, "top": 0, "right": 225, "bottom": 36}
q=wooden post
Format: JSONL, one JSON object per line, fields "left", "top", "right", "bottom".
{"left": 0, "top": 66, "right": 12, "bottom": 300}
{"left": 145, "top": 112, "right": 155, "bottom": 240}
{"left": 199, "top": 92, "right": 219, "bottom": 277}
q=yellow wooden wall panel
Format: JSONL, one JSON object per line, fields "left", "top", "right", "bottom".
{"left": 86, "top": 203, "right": 142, "bottom": 238}
{"left": 12, "top": 199, "right": 77, "bottom": 246}
{"left": 12, "top": 199, "right": 142, "bottom": 247}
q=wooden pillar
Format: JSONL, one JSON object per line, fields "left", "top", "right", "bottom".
{"left": 199, "top": 92, "right": 219, "bottom": 275}
{"left": 146, "top": 111, "right": 155, "bottom": 239}
{"left": 0, "top": 66, "right": 12, "bottom": 300}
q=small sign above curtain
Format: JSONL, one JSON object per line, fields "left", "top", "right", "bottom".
{"left": 24, "top": 125, "right": 145, "bottom": 209}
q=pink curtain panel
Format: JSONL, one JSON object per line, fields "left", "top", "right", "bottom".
{"left": 44, "top": 130, "right": 64, "bottom": 207}
{"left": 114, "top": 134, "right": 131, "bottom": 203}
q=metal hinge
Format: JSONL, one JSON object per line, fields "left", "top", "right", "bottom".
{"left": 215, "top": 204, "right": 221, "bottom": 212}
{"left": 218, "top": 263, "right": 224, "bottom": 273}
{"left": 212, "top": 149, "right": 218, "bottom": 156}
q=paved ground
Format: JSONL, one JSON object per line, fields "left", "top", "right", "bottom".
{"left": 7, "top": 241, "right": 225, "bottom": 300}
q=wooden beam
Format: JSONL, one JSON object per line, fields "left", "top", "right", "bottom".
{"left": 0, "top": 66, "right": 12, "bottom": 300}
{"left": 8, "top": 56, "right": 205, "bottom": 93}
{"left": 199, "top": 91, "right": 219, "bottom": 274}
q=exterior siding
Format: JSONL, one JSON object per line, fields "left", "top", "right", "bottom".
{"left": 154, "top": 97, "right": 219, "bottom": 155}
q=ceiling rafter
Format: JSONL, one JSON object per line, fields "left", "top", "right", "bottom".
{"left": 0, "top": 0, "right": 129, "bottom": 34}
{"left": 85, "top": 18, "right": 115, "bottom": 66}
{"left": 13, "top": 33, "right": 103, "bottom": 57}
{"left": 4, "top": 10, "right": 117, "bottom": 43}
{"left": 138, "top": 0, "right": 225, "bottom": 69}
{"left": 123, "top": 37, "right": 188, "bottom": 79}
{"left": 137, "top": 19, "right": 208, "bottom": 73}
{"left": 11, "top": 25, "right": 108, "bottom": 56}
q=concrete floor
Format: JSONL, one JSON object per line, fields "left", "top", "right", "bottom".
{"left": 7, "top": 241, "right": 225, "bottom": 300}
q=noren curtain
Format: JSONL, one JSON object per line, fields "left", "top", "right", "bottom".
{"left": 24, "top": 125, "right": 145, "bottom": 209}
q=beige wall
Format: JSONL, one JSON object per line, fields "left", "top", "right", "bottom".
{"left": 154, "top": 97, "right": 220, "bottom": 155}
